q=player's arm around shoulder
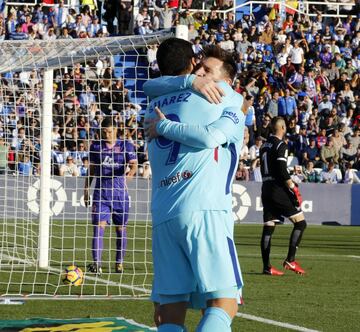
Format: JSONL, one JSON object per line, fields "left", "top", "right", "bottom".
{"left": 143, "top": 75, "right": 194, "bottom": 99}
{"left": 143, "top": 74, "right": 226, "bottom": 104}
{"left": 216, "top": 86, "right": 245, "bottom": 142}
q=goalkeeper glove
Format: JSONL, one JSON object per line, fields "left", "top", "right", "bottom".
{"left": 289, "top": 183, "right": 303, "bottom": 207}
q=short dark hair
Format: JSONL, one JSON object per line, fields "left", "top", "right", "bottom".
{"left": 101, "top": 116, "right": 116, "bottom": 128}
{"left": 156, "top": 38, "right": 194, "bottom": 76}
{"left": 202, "top": 45, "right": 237, "bottom": 81}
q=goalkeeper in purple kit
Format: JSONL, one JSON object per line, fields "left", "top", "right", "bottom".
{"left": 84, "top": 116, "right": 137, "bottom": 275}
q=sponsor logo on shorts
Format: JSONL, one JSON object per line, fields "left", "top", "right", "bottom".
{"left": 159, "top": 170, "right": 193, "bottom": 187}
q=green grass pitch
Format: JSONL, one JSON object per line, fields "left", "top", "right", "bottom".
{"left": 1, "top": 224, "right": 359, "bottom": 331}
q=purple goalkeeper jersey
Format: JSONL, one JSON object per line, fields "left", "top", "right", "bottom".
{"left": 90, "top": 139, "right": 137, "bottom": 191}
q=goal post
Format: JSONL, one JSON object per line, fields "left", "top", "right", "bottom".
{"left": 0, "top": 33, "right": 170, "bottom": 299}
{"left": 38, "top": 69, "right": 53, "bottom": 269}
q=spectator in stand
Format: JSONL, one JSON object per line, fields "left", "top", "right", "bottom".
{"left": 250, "top": 158, "right": 262, "bottom": 182}
{"left": 304, "top": 69, "right": 317, "bottom": 100}
{"left": 340, "top": 82, "right": 355, "bottom": 103}
{"left": 112, "top": 79, "right": 130, "bottom": 113}
{"left": 288, "top": 65, "right": 305, "bottom": 93}
{"left": 219, "top": 31, "right": 234, "bottom": 52}
{"left": 256, "top": 114, "right": 271, "bottom": 141}
{"left": 332, "top": 127, "right": 346, "bottom": 152}
{"left": 244, "top": 95, "right": 256, "bottom": 147}
{"left": 294, "top": 125, "right": 309, "bottom": 162}
{"left": 79, "top": 85, "right": 96, "bottom": 110}
{"left": 320, "top": 136, "right": 339, "bottom": 168}
{"left": 254, "top": 94, "right": 267, "bottom": 128}
{"left": 21, "top": 14, "right": 33, "bottom": 33}
{"left": 340, "top": 137, "right": 357, "bottom": 168}
{"left": 18, "top": 154, "right": 32, "bottom": 175}
{"left": 235, "top": 160, "right": 249, "bottom": 181}
{"left": 71, "top": 141, "right": 89, "bottom": 165}
{"left": 318, "top": 94, "right": 333, "bottom": 114}
{"left": 43, "top": 27, "right": 56, "bottom": 40}
{"left": 320, "top": 161, "right": 340, "bottom": 183}
{"left": 60, "top": 155, "right": 79, "bottom": 176}
{"left": 138, "top": 18, "right": 153, "bottom": 35}
{"left": 236, "top": 32, "right": 251, "bottom": 55}
{"left": 320, "top": 114, "right": 337, "bottom": 136}
{"left": 87, "top": 16, "right": 105, "bottom": 37}
{"left": 347, "top": 127, "right": 360, "bottom": 148}
{"left": 278, "top": 89, "right": 298, "bottom": 121}
{"left": 152, "top": 2, "right": 173, "bottom": 30}
{"left": 179, "top": 10, "right": 194, "bottom": 26}
{"left": 288, "top": 39, "right": 304, "bottom": 70}
{"left": 9, "top": 23, "right": 28, "bottom": 40}
{"left": 54, "top": 0, "right": 68, "bottom": 31}
{"left": 291, "top": 165, "right": 306, "bottom": 184}
{"left": 141, "top": 161, "right": 151, "bottom": 179}
{"left": 249, "top": 136, "right": 263, "bottom": 161}
{"left": 58, "top": 27, "right": 72, "bottom": 39}
{"left": 267, "top": 91, "right": 279, "bottom": 118}
{"left": 319, "top": 44, "right": 333, "bottom": 67}
{"left": 206, "top": 10, "right": 222, "bottom": 32}
{"left": 343, "top": 162, "right": 360, "bottom": 184}
{"left": 303, "top": 161, "right": 321, "bottom": 182}
{"left": 281, "top": 56, "right": 296, "bottom": 80}
{"left": 78, "top": 157, "right": 89, "bottom": 176}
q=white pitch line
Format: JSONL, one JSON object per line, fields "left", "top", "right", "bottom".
{"left": 118, "top": 317, "right": 156, "bottom": 331}
{"left": 236, "top": 313, "right": 320, "bottom": 332}
{"left": 0, "top": 254, "right": 151, "bottom": 294}
{"left": 238, "top": 253, "right": 360, "bottom": 259}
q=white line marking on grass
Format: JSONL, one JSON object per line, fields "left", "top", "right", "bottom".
{"left": 236, "top": 313, "right": 320, "bottom": 332}
{"left": 0, "top": 254, "right": 151, "bottom": 294}
{"left": 117, "top": 317, "right": 156, "bottom": 331}
{"left": 239, "top": 253, "right": 360, "bottom": 260}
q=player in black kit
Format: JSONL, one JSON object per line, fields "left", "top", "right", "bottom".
{"left": 259, "top": 117, "right": 307, "bottom": 275}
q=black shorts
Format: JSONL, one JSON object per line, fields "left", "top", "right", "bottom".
{"left": 261, "top": 181, "right": 301, "bottom": 223}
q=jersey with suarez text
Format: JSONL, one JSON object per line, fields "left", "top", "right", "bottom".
{"left": 144, "top": 76, "right": 244, "bottom": 225}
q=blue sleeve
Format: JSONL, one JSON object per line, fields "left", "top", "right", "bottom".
{"left": 156, "top": 106, "right": 245, "bottom": 149}
{"left": 143, "top": 75, "right": 196, "bottom": 99}
{"left": 89, "top": 143, "right": 98, "bottom": 164}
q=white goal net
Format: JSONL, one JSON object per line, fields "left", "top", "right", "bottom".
{"left": 0, "top": 33, "right": 169, "bottom": 299}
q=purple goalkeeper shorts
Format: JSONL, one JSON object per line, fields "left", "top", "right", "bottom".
{"left": 92, "top": 189, "right": 129, "bottom": 225}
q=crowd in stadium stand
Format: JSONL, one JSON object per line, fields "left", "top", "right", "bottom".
{"left": 0, "top": 1, "right": 360, "bottom": 183}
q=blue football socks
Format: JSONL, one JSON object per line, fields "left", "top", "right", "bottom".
{"left": 158, "top": 323, "right": 186, "bottom": 332}
{"left": 196, "top": 307, "right": 232, "bottom": 332}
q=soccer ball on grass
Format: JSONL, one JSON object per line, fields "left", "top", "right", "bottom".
{"left": 62, "top": 265, "right": 84, "bottom": 286}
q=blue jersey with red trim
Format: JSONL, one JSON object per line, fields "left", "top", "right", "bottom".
{"left": 144, "top": 77, "right": 244, "bottom": 225}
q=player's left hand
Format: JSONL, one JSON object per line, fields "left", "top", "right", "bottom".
{"left": 144, "top": 107, "right": 165, "bottom": 142}
{"left": 289, "top": 183, "right": 303, "bottom": 208}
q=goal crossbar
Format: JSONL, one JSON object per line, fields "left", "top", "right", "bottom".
{"left": 0, "top": 33, "right": 170, "bottom": 74}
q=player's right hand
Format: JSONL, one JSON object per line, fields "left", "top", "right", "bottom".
{"left": 144, "top": 107, "right": 164, "bottom": 142}
{"left": 289, "top": 183, "right": 303, "bottom": 207}
{"left": 192, "top": 76, "right": 225, "bottom": 104}
{"left": 84, "top": 188, "right": 90, "bottom": 208}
